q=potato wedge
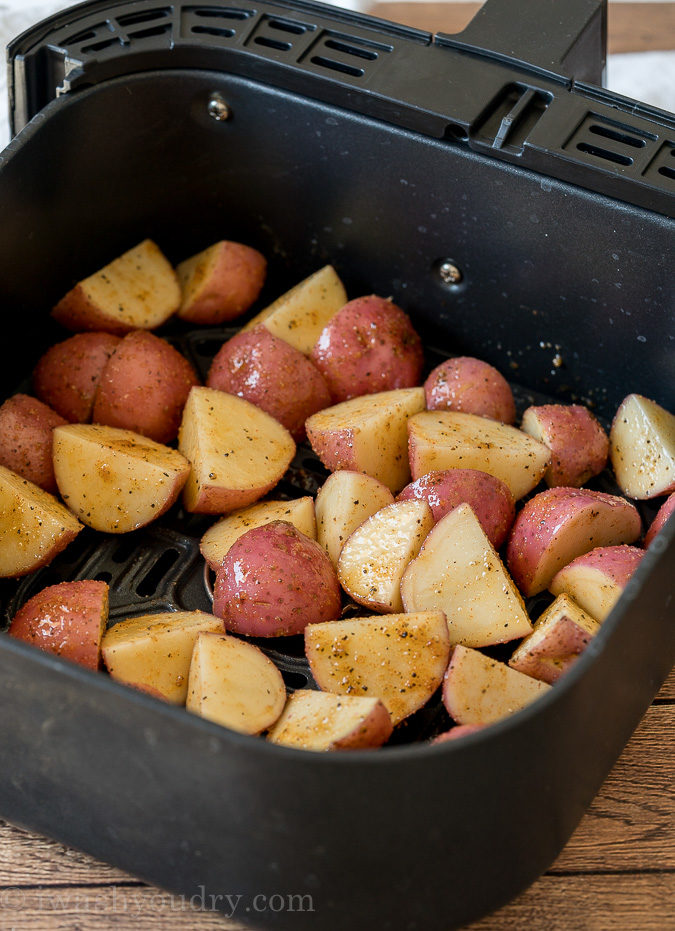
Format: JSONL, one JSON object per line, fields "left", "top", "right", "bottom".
{"left": 443, "top": 645, "right": 551, "bottom": 726}
{"left": 268, "top": 689, "right": 393, "bottom": 751}
{"left": 408, "top": 410, "right": 550, "bottom": 500}
{"left": 0, "top": 394, "right": 66, "bottom": 492}
{"left": 242, "top": 265, "right": 347, "bottom": 355}
{"left": 506, "top": 487, "right": 642, "bottom": 597}
{"left": 337, "top": 499, "right": 434, "bottom": 613}
{"left": 177, "top": 240, "right": 266, "bottom": 325}
{"left": 508, "top": 593, "right": 600, "bottom": 684}
{"left": 186, "top": 632, "right": 286, "bottom": 734}
{"left": 521, "top": 403, "right": 609, "bottom": 488}
{"left": 549, "top": 544, "right": 644, "bottom": 622}
{"left": 644, "top": 493, "right": 675, "bottom": 548}
{"left": 53, "top": 424, "right": 189, "bottom": 533}
{"left": 424, "top": 356, "right": 515, "bottom": 424}
{"left": 610, "top": 394, "right": 675, "bottom": 499}
{"left": 102, "top": 611, "right": 223, "bottom": 704}
{"left": 0, "top": 465, "right": 82, "bottom": 577}
{"left": 33, "top": 332, "right": 121, "bottom": 422}
{"left": 315, "top": 470, "right": 394, "bottom": 567}
{"left": 305, "top": 611, "right": 450, "bottom": 726}
{"left": 401, "top": 503, "right": 532, "bottom": 647}
{"left": 200, "top": 497, "right": 316, "bottom": 571}
{"left": 52, "top": 240, "right": 181, "bottom": 333}
{"left": 178, "top": 387, "right": 295, "bottom": 514}
{"left": 307, "top": 387, "right": 425, "bottom": 493}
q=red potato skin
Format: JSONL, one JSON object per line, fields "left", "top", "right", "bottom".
{"left": 644, "top": 493, "right": 675, "bottom": 548}
{"left": 306, "top": 424, "right": 358, "bottom": 475}
{"left": 521, "top": 404, "right": 609, "bottom": 487}
{"left": 33, "top": 332, "right": 121, "bottom": 422}
{"left": 509, "top": 617, "right": 596, "bottom": 684}
{"left": 189, "top": 480, "right": 283, "bottom": 515}
{"left": 92, "top": 331, "right": 200, "bottom": 444}
{"left": 424, "top": 357, "right": 516, "bottom": 424}
{"left": 551, "top": 544, "right": 644, "bottom": 592}
{"left": 0, "top": 394, "right": 67, "bottom": 492}
{"left": 397, "top": 468, "right": 515, "bottom": 548}
{"left": 8, "top": 580, "right": 108, "bottom": 670}
{"left": 332, "top": 701, "right": 394, "bottom": 749}
{"left": 207, "top": 326, "right": 331, "bottom": 440}
{"left": 52, "top": 285, "right": 133, "bottom": 334}
{"left": 432, "top": 724, "right": 484, "bottom": 744}
{"left": 213, "top": 521, "right": 342, "bottom": 636}
{"left": 310, "top": 296, "right": 424, "bottom": 403}
{"left": 177, "top": 241, "right": 267, "bottom": 324}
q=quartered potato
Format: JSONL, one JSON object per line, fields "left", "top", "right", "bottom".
{"left": 610, "top": 393, "right": 675, "bottom": 499}
{"left": 549, "top": 544, "right": 644, "bottom": 623}
{"left": 33, "top": 332, "right": 121, "bottom": 422}
{"left": 0, "top": 393, "right": 66, "bottom": 492}
{"left": 521, "top": 403, "right": 609, "bottom": 488}
{"left": 268, "top": 690, "right": 392, "bottom": 751}
{"left": 315, "top": 470, "right": 394, "bottom": 568}
{"left": 177, "top": 240, "right": 267, "bottom": 325}
{"left": 424, "top": 356, "right": 516, "bottom": 424}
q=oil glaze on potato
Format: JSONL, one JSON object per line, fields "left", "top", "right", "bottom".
{"left": 424, "top": 356, "right": 516, "bottom": 424}
{"left": 33, "top": 332, "right": 121, "bottom": 422}
{"left": 310, "top": 295, "right": 424, "bottom": 402}
{"left": 0, "top": 394, "right": 66, "bottom": 492}
{"left": 315, "top": 470, "right": 394, "bottom": 567}
{"left": 213, "top": 521, "right": 342, "bottom": 637}
{"left": 0, "top": 465, "right": 82, "bottom": 577}
{"left": 9, "top": 580, "right": 108, "bottom": 670}
{"left": 506, "top": 487, "right": 641, "bottom": 597}
{"left": 610, "top": 394, "right": 675, "bottom": 499}
{"left": 53, "top": 424, "right": 190, "bottom": 533}
{"left": 521, "top": 403, "right": 609, "bottom": 488}
{"left": 52, "top": 240, "right": 181, "bottom": 333}
{"left": 549, "top": 544, "right": 644, "bottom": 622}
{"left": 397, "top": 468, "right": 515, "bottom": 548}
{"left": 177, "top": 240, "right": 266, "bottom": 325}
{"left": 305, "top": 611, "right": 450, "bottom": 726}
{"left": 306, "top": 387, "right": 425, "bottom": 493}
{"left": 268, "top": 690, "right": 393, "bottom": 751}
{"left": 206, "top": 326, "right": 331, "bottom": 440}
{"left": 644, "top": 493, "right": 675, "bottom": 548}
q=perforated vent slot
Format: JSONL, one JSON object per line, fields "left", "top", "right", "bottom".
{"left": 324, "top": 38, "right": 377, "bottom": 61}
{"left": 127, "top": 23, "right": 172, "bottom": 40}
{"left": 245, "top": 14, "right": 316, "bottom": 54}
{"left": 191, "top": 4, "right": 252, "bottom": 16}
{"left": 564, "top": 113, "right": 658, "bottom": 175}
{"left": 136, "top": 548, "right": 180, "bottom": 597}
{"left": 255, "top": 35, "right": 292, "bottom": 51}
{"left": 588, "top": 124, "right": 646, "bottom": 148}
{"left": 117, "top": 8, "right": 171, "bottom": 27}
{"left": 659, "top": 165, "right": 675, "bottom": 180}
{"left": 577, "top": 142, "right": 633, "bottom": 166}
{"left": 181, "top": 6, "right": 254, "bottom": 42}
{"left": 268, "top": 18, "right": 309, "bottom": 35}
{"left": 643, "top": 141, "right": 675, "bottom": 187}
{"left": 193, "top": 25, "right": 235, "bottom": 37}
{"left": 303, "top": 31, "right": 392, "bottom": 79}
{"left": 310, "top": 55, "right": 364, "bottom": 77}
{"left": 81, "top": 37, "right": 119, "bottom": 53}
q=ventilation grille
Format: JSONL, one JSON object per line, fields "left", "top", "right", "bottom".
{"left": 564, "top": 113, "right": 658, "bottom": 173}
{"left": 64, "top": 7, "right": 173, "bottom": 55}
{"left": 302, "top": 31, "right": 392, "bottom": 80}
{"left": 245, "top": 14, "right": 316, "bottom": 54}
{"left": 181, "top": 5, "right": 256, "bottom": 42}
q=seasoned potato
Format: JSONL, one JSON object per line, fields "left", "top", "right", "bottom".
{"left": 52, "top": 240, "right": 181, "bottom": 333}
{"left": 521, "top": 403, "right": 609, "bottom": 488}
{"left": 268, "top": 690, "right": 393, "bottom": 751}
{"left": 424, "top": 357, "right": 515, "bottom": 424}
{"left": 315, "top": 470, "right": 394, "bottom": 567}
{"left": 310, "top": 295, "right": 423, "bottom": 402}
{"left": 644, "top": 493, "right": 675, "bottom": 548}
{"left": 549, "top": 544, "right": 644, "bottom": 622}
{"left": 92, "top": 330, "right": 199, "bottom": 444}
{"left": 9, "top": 580, "right": 108, "bottom": 670}
{"left": 213, "top": 521, "right": 342, "bottom": 637}
{"left": 0, "top": 394, "right": 66, "bottom": 492}
{"left": 610, "top": 394, "right": 675, "bottom": 499}
{"left": 177, "top": 240, "right": 266, "bottom": 324}
{"left": 206, "top": 326, "right": 331, "bottom": 440}
{"left": 432, "top": 724, "right": 485, "bottom": 744}
{"left": 33, "top": 332, "right": 121, "bottom": 422}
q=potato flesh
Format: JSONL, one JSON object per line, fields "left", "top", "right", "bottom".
{"left": 549, "top": 545, "right": 644, "bottom": 622}
{"left": 408, "top": 410, "right": 550, "bottom": 499}
{"left": 200, "top": 497, "right": 316, "bottom": 570}
{"left": 53, "top": 424, "right": 189, "bottom": 533}
{"left": 242, "top": 265, "right": 347, "bottom": 355}
{"left": 337, "top": 499, "right": 434, "bottom": 612}
{"left": 186, "top": 632, "right": 286, "bottom": 734}
{"left": 610, "top": 394, "right": 675, "bottom": 499}
{"left": 401, "top": 503, "right": 532, "bottom": 647}
{"left": 0, "top": 465, "right": 82, "bottom": 577}
{"left": 102, "top": 611, "right": 224, "bottom": 704}
{"left": 268, "top": 689, "right": 392, "bottom": 751}
{"left": 443, "top": 645, "right": 550, "bottom": 725}
{"left": 305, "top": 611, "right": 450, "bottom": 726}
{"left": 316, "top": 470, "right": 395, "bottom": 567}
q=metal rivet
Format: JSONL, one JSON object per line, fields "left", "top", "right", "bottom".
{"left": 207, "top": 93, "right": 230, "bottom": 122}
{"left": 438, "top": 261, "right": 463, "bottom": 285}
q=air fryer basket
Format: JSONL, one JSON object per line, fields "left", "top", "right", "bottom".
{"left": 1, "top": 0, "right": 674, "bottom": 928}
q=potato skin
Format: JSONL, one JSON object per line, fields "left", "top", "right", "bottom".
{"left": 9, "top": 580, "right": 108, "bottom": 670}
{"left": 424, "top": 356, "right": 516, "bottom": 424}
{"left": 398, "top": 468, "right": 515, "bottom": 548}
{"left": 0, "top": 394, "right": 67, "bottom": 492}
{"left": 521, "top": 403, "right": 609, "bottom": 487}
{"left": 644, "top": 493, "right": 675, "bottom": 548}
{"left": 213, "top": 521, "right": 342, "bottom": 637}
{"left": 432, "top": 724, "right": 484, "bottom": 744}
{"left": 177, "top": 240, "right": 267, "bottom": 324}
{"left": 33, "top": 332, "right": 121, "bottom": 422}
{"left": 310, "top": 295, "right": 423, "bottom": 402}
{"left": 207, "top": 326, "right": 331, "bottom": 440}
{"left": 92, "top": 330, "right": 199, "bottom": 444}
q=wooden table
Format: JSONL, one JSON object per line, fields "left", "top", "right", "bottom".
{"left": 1, "top": 3, "right": 673, "bottom": 929}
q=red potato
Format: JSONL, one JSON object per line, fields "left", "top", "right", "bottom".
{"left": 310, "top": 295, "right": 424, "bottom": 402}
{"left": 549, "top": 544, "right": 644, "bottom": 622}
{"left": 33, "top": 332, "right": 121, "bottom": 422}
{"left": 0, "top": 394, "right": 66, "bottom": 492}
{"left": 9, "top": 580, "right": 108, "bottom": 670}
{"left": 315, "top": 470, "right": 395, "bottom": 567}
{"left": 268, "top": 690, "right": 393, "bottom": 751}
{"left": 206, "top": 326, "right": 331, "bottom": 440}
{"left": 92, "top": 330, "right": 199, "bottom": 444}
{"left": 0, "top": 465, "right": 82, "bottom": 577}
{"left": 397, "top": 468, "right": 515, "bottom": 548}
{"left": 644, "top": 493, "right": 675, "bottom": 548}
{"left": 52, "top": 240, "right": 181, "bottom": 333}
{"left": 424, "top": 357, "right": 516, "bottom": 424}
{"left": 610, "top": 393, "right": 675, "bottom": 499}
{"left": 176, "top": 240, "right": 266, "bottom": 325}
{"left": 520, "top": 403, "right": 609, "bottom": 488}
{"left": 506, "top": 487, "right": 642, "bottom": 597}
{"left": 432, "top": 724, "right": 485, "bottom": 744}
{"left": 213, "top": 521, "right": 342, "bottom": 637}
{"left": 508, "top": 593, "right": 600, "bottom": 684}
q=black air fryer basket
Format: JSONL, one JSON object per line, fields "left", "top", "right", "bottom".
{"left": 1, "top": 0, "right": 673, "bottom": 927}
